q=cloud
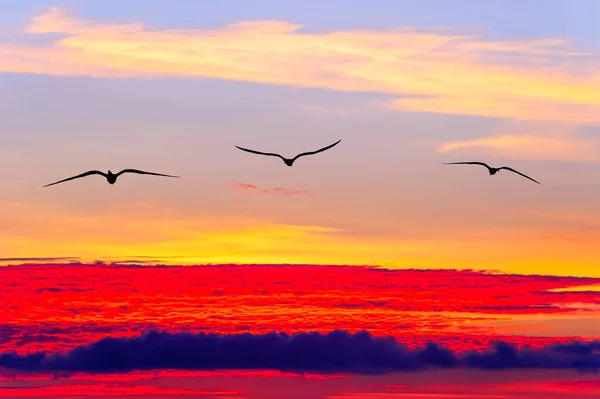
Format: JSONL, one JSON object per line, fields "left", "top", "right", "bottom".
{"left": 34, "top": 287, "right": 89, "bottom": 294}
{"left": 438, "top": 135, "right": 599, "bottom": 162}
{"left": 231, "top": 183, "right": 313, "bottom": 197}
{"left": 1, "top": 265, "right": 599, "bottom": 356}
{"left": 437, "top": 121, "right": 600, "bottom": 162}
{"left": 2, "top": 7, "right": 600, "bottom": 123}
{"left": 463, "top": 340, "right": 600, "bottom": 370}
{"left": 0, "top": 330, "right": 598, "bottom": 374}
{"left": 0, "top": 257, "right": 77, "bottom": 263}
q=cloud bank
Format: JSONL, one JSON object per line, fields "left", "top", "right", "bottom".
{"left": 1, "top": 330, "right": 598, "bottom": 374}
{"left": 2, "top": 7, "right": 600, "bottom": 124}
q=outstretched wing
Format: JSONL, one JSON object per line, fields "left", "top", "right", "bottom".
{"left": 115, "top": 169, "right": 179, "bottom": 178}
{"left": 235, "top": 145, "right": 285, "bottom": 160}
{"left": 443, "top": 161, "right": 490, "bottom": 168}
{"left": 292, "top": 139, "right": 342, "bottom": 161}
{"left": 43, "top": 170, "right": 107, "bottom": 188}
{"left": 499, "top": 167, "right": 541, "bottom": 185}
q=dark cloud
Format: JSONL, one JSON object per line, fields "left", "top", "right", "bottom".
{"left": 463, "top": 340, "right": 600, "bottom": 370}
{"left": 0, "top": 330, "right": 598, "bottom": 374}
{"left": 333, "top": 301, "right": 389, "bottom": 308}
{"left": 34, "top": 287, "right": 90, "bottom": 294}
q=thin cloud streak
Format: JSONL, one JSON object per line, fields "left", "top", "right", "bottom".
{"left": 2, "top": 7, "right": 600, "bottom": 123}
{"left": 439, "top": 135, "right": 600, "bottom": 162}
{"left": 231, "top": 183, "right": 314, "bottom": 197}
{"left": 437, "top": 120, "right": 600, "bottom": 162}
{"left": 0, "top": 257, "right": 77, "bottom": 262}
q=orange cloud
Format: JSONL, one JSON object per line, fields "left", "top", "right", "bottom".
{"left": 438, "top": 122, "right": 600, "bottom": 162}
{"left": 231, "top": 182, "right": 313, "bottom": 197}
{"left": 2, "top": 7, "right": 600, "bottom": 123}
{"left": 439, "top": 135, "right": 599, "bottom": 162}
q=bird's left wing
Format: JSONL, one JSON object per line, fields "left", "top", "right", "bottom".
{"left": 499, "top": 167, "right": 541, "bottom": 185}
{"left": 234, "top": 146, "right": 285, "bottom": 160}
{"left": 43, "top": 170, "right": 106, "bottom": 187}
{"left": 443, "top": 162, "right": 489, "bottom": 167}
{"left": 116, "top": 169, "right": 179, "bottom": 178}
{"left": 292, "top": 139, "right": 341, "bottom": 160}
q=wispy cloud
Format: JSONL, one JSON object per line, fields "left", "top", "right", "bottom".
{"left": 438, "top": 121, "right": 600, "bottom": 162}
{"left": 231, "top": 182, "right": 313, "bottom": 197}
{"left": 2, "top": 7, "right": 600, "bottom": 123}
{"left": 0, "top": 257, "right": 77, "bottom": 263}
{"left": 439, "top": 135, "right": 599, "bottom": 162}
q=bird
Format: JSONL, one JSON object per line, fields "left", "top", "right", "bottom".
{"left": 443, "top": 161, "right": 541, "bottom": 184}
{"left": 235, "top": 139, "right": 341, "bottom": 166}
{"left": 43, "top": 169, "right": 179, "bottom": 187}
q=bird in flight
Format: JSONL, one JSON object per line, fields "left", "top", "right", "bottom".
{"left": 43, "top": 169, "right": 179, "bottom": 187}
{"left": 443, "top": 161, "right": 541, "bottom": 184}
{"left": 235, "top": 139, "right": 341, "bottom": 166}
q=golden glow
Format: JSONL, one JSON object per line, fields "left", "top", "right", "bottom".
{"left": 2, "top": 201, "right": 600, "bottom": 277}
{"left": 0, "top": 7, "right": 599, "bottom": 123}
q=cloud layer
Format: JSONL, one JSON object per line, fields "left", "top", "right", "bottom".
{"left": 2, "top": 264, "right": 599, "bottom": 355}
{"left": 2, "top": 7, "right": 600, "bottom": 123}
{"left": 1, "top": 330, "right": 599, "bottom": 374}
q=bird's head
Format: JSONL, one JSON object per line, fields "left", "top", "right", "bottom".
{"left": 283, "top": 159, "right": 294, "bottom": 167}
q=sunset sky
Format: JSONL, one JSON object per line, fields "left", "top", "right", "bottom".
{"left": 1, "top": 1, "right": 600, "bottom": 398}
{"left": 1, "top": 0, "right": 600, "bottom": 276}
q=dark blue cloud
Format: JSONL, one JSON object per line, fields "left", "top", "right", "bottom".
{"left": 463, "top": 340, "right": 600, "bottom": 370}
{"left": 0, "top": 330, "right": 598, "bottom": 374}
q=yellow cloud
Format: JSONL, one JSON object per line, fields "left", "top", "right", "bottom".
{"left": 1, "top": 7, "right": 600, "bottom": 123}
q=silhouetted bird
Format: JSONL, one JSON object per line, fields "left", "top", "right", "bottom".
{"left": 443, "top": 161, "right": 541, "bottom": 184}
{"left": 235, "top": 139, "right": 341, "bottom": 166}
{"left": 43, "top": 169, "right": 179, "bottom": 187}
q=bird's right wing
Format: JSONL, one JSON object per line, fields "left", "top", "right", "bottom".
{"left": 443, "top": 161, "right": 490, "bottom": 168}
{"left": 116, "top": 169, "right": 179, "bottom": 178}
{"left": 499, "top": 167, "right": 541, "bottom": 185}
{"left": 43, "top": 170, "right": 107, "bottom": 187}
{"left": 235, "top": 146, "right": 285, "bottom": 160}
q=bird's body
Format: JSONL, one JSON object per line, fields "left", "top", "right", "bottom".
{"left": 106, "top": 170, "right": 118, "bottom": 185}
{"left": 235, "top": 139, "right": 341, "bottom": 166}
{"left": 443, "top": 161, "right": 541, "bottom": 184}
{"left": 43, "top": 169, "right": 179, "bottom": 187}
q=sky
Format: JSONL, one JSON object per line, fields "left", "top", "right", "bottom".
{"left": 1, "top": 1, "right": 600, "bottom": 275}
{"left": 1, "top": 1, "right": 600, "bottom": 397}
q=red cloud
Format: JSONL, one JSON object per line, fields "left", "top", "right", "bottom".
{"left": 1, "top": 264, "right": 599, "bottom": 356}
{"left": 230, "top": 182, "right": 314, "bottom": 197}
